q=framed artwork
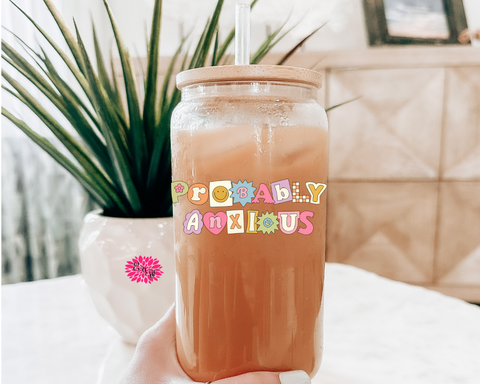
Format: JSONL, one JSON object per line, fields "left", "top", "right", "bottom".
{"left": 362, "top": 0, "right": 469, "bottom": 45}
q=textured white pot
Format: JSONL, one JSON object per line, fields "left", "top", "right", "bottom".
{"left": 79, "top": 210, "right": 175, "bottom": 344}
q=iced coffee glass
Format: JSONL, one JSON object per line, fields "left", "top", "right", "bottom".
{"left": 171, "top": 65, "right": 328, "bottom": 382}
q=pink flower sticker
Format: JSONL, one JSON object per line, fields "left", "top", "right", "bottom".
{"left": 125, "top": 256, "right": 163, "bottom": 284}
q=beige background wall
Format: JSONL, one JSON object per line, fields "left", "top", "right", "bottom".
{"left": 315, "top": 47, "right": 480, "bottom": 302}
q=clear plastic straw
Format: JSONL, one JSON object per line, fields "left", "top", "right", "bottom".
{"left": 235, "top": 3, "right": 250, "bottom": 65}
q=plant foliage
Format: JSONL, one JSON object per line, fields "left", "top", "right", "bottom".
{"left": 2, "top": 0, "right": 326, "bottom": 218}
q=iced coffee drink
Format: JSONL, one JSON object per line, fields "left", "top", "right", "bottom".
{"left": 171, "top": 65, "right": 328, "bottom": 382}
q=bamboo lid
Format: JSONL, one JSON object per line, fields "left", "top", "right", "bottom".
{"left": 176, "top": 65, "right": 322, "bottom": 89}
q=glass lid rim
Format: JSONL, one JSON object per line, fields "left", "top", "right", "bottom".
{"left": 176, "top": 65, "right": 323, "bottom": 90}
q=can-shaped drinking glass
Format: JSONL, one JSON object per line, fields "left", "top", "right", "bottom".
{"left": 171, "top": 65, "right": 328, "bottom": 382}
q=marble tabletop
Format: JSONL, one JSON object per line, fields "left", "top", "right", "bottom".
{"left": 3, "top": 263, "right": 480, "bottom": 384}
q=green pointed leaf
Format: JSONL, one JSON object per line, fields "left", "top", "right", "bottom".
{"left": 92, "top": 23, "right": 120, "bottom": 108}
{"left": 220, "top": 53, "right": 234, "bottom": 65}
{"left": 2, "top": 41, "right": 56, "bottom": 96}
{"left": 2, "top": 52, "right": 110, "bottom": 175}
{"left": 2, "top": 26, "right": 48, "bottom": 70}
{"left": 133, "top": 45, "right": 147, "bottom": 89}
{"left": 1, "top": 77, "right": 128, "bottom": 214}
{"left": 211, "top": 29, "right": 219, "bottom": 66}
{"left": 2, "top": 70, "right": 90, "bottom": 169}
{"left": 75, "top": 19, "right": 143, "bottom": 214}
{"left": 110, "top": 51, "right": 126, "bottom": 115}
{"left": 143, "top": 0, "right": 162, "bottom": 148}
{"left": 39, "top": 47, "right": 102, "bottom": 132}
{"left": 2, "top": 30, "right": 102, "bottom": 134}
{"left": 196, "top": 0, "right": 224, "bottom": 68}
{"left": 2, "top": 38, "right": 114, "bottom": 177}
{"left": 146, "top": 48, "right": 188, "bottom": 210}
{"left": 326, "top": 96, "right": 361, "bottom": 112}
{"left": 92, "top": 25, "right": 128, "bottom": 129}
{"left": 277, "top": 23, "right": 327, "bottom": 65}
{"left": 103, "top": 0, "right": 147, "bottom": 184}
{"left": 159, "top": 35, "right": 188, "bottom": 118}
{"left": 8, "top": 0, "right": 93, "bottom": 106}
{"left": 214, "top": 28, "right": 233, "bottom": 66}
{"left": 2, "top": 56, "right": 57, "bottom": 114}
{"left": 40, "top": 58, "right": 116, "bottom": 178}
{"left": 158, "top": 46, "right": 189, "bottom": 131}
{"left": 43, "top": 0, "right": 86, "bottom": 73}
{"left": 251, "top": 25, "right": 284, "bottom": 64}
{"left": 189, "top": 17, "right": 210, "bottom": 69}
{"left": 251, "top": 16, "right": 298, "bottom": 64}
{"left": 2, "top": 107, "right": 115, "bottom": 209}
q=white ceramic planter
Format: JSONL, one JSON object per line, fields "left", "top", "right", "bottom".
{"left": 79, "top": 210, "right": 175, "bottom": 344}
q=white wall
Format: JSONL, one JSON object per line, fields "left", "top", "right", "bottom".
{"left": 62, "top": 0, "right": 370, "bottom": 57}
{"left": 6, "top": 0, "right": 480, "bottom": 61}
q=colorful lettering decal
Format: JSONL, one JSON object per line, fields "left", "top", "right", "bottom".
{"left": 210, "top": 181, "right": 233, "bottom": 207}
{"left": 306, "top": 182, "right": 327, "bottom": 205}
{"left": 227, "top": 210, "right": 245, "bottom": 234}
{"left": 188, "top": 183, "right": 208, "bottom": 205}
{"left": 173, "top": 180, "right": 326, "bottom": 236}
{"left": 252, "top": 183, "right": 275, "bottom": 204}
{"left": 203, "top": 212, "right": 227, "bottom": 235}
{"left": 270, "top": 179, "right": 293, "bottom": 204}
{"left": 278, "top": 211, "right": 300, "bottom": 235}
{"left": 298, "top": 211, "right": 315, "bottom": 235}
{"left": 184, "top": 209, "right": 203, "bottom": 235}
{"left": 257, "top": 211, "right": 279, "bottom": 234}
{"left": 230, "top": 180, "right": 256, "bottom": 207}
{"left": 172, "top": 181, "right": 188, "bottom": 203}
{"left": 292, "top": 181, "right": 310, "bottom": 203}
{"left": 247, "top": 210, "right": 259, "bottom": 233}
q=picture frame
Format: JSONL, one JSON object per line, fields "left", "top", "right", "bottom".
{"left": 362, "top": 0, "right": 469, "bottom": 46}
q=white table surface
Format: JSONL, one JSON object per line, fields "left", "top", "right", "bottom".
{"left": 3, "top": 263, "right": 480, "bottom": 384}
